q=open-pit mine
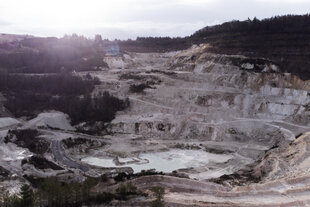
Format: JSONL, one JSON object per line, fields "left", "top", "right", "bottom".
{"left": 2, "top": 40, "right": 310, "bottom": 206}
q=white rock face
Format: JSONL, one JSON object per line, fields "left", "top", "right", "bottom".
{"left": 0, "top": 118, "right": 20, "bottom": 129}
{"left": 98, "top": 44, "right": 310, "bottom": 143}
{"left": 24, "top": 111, "right": 75, "bottom": 131}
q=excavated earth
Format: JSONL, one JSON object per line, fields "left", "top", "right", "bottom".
{"left": 2, "top": 44, "right": 310, "bottom": 206}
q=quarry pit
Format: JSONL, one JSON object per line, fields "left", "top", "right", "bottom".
{"left": 2, "top": 44, "right": 310, "bottom": 206}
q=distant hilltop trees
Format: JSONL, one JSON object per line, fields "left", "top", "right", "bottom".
{"left": 192, "top": 14, "right": 310, "bottom": 37}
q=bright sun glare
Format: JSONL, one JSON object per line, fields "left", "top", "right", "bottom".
{"left": 0, "top": 0, "right": 125, "bottom": 33}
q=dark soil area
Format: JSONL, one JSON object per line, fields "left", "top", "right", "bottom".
{"left": 4, "top": 129, "right": 50, "bottom": 155}
{"left": 129, "top": 83, "right": 153, "bottom": 93}
{"left": 210, "top": 169, "right": 261, "bottom": 186}
{"left": 62, "top": 137, "right": 105, "bottom": 149}
{"left": 146, "top": 69, "right": 177, "bottom": 76}
{"left": 24, "top": 155, "right": 63, "bottom": 170}
{"left": 204, "top": 147, "right": 234, "bottom": 155}
{"left": 0, "top": 166, "right": 10, "bottom": 180}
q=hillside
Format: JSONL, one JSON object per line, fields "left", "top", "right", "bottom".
{"left": 192, "top": 14, "right": 310, "bottom": 79}
{"left": 1, "top": 15, "right": 310, "bottom": 80}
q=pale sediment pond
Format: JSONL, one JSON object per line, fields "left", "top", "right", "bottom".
{"left": 81, "top": 149, "right": 232, "bottom": 175}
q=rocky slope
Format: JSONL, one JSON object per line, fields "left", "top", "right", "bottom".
{"left": 88, "top": 44, "right": 310, "bottom": 206}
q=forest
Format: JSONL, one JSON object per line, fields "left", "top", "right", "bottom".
{"left": 0, "top": 178, "right": 137, "bottom": 207}
{"left": 0, "top": 72, "right": 129, "bottom": 125}
{"left": 0, "top": 176, "right": 165, "bottom": 207}
{"left": 192, "top": 14, "right": 310, "bottom": 36}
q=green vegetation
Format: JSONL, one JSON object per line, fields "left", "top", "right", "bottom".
{"left": 0, "top": 178, "right": 124, "bottom": 207}
{"left": 0, "top": 177, "right": 143, "bottom": 207}
{"left": 193, "top": 15, "right": 310, "bottom": 37}
{"left": 150, "top": 186, "right": 165, "bottom": 207}
{"left": 114, "top": 170, "right": 164, "bottom": 182}
{"left": 0, "top": 73, "right": 97, "bottom": 95}
{"left": 0, "top": 184, "right": 34, "bottom": 207}
{"left": 4, "top": 129, "right": 49, "bottom": 155}
{"left": 116, "top": 182, "right": 138, "bottom": 200}
{"left": 190, "top": 14, "right": 310, "bottom": 80}
{"left": 0, "top": 35, "right": 130, "bottom": 126}
{"left": 35, "top": 177, "right": 99, "bottom": 207}
{"left": 0, "top": 194, "right": 21, "bottom": 207}
{"left": 53, "top": 91, "right": 129, "bottom": 125}
{"left": 20, "top": 185, "right": 34, "bottom": 207}
{"left": 119, "top": 73, "right": 144, "bottom": 80}
{"left": 62, "top": 137, "right": 104, "bottom": 149}
{"left": 0, "top": 172, "right": 171, "bottom": 207}
{"left": 0, "top": 73, "right": 129, "bottom": 125}
{"left": 1, "top": 15, "right": 310, "bottom": 80}
{"left": 119, "top": 37, "right": 190, "bottom": 53}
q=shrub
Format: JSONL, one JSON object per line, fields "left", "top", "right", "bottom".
{"left": 150, "top": 186, "right": 165, "bottom": 207}
{"left": 129, "top": 83, "right": 152, "bottom": 93}
{"left": 116, "top": 182, "right": 137, "bottom": 200}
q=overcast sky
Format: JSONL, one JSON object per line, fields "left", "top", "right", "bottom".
{"left": 0, "top": 0, "right": 309, "bottom": 39}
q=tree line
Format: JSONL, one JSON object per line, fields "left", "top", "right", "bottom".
{"left": 0, "top": 73, "right": 129, "bottom": 125}
{"left": 0, "top": 177, "right": 120, "bottom": 207}
{"left": 0, "top": 179, "right": 165, "bottom": 207}
{"left": 193, "top": 14, "right": 310, "bottom": 37}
